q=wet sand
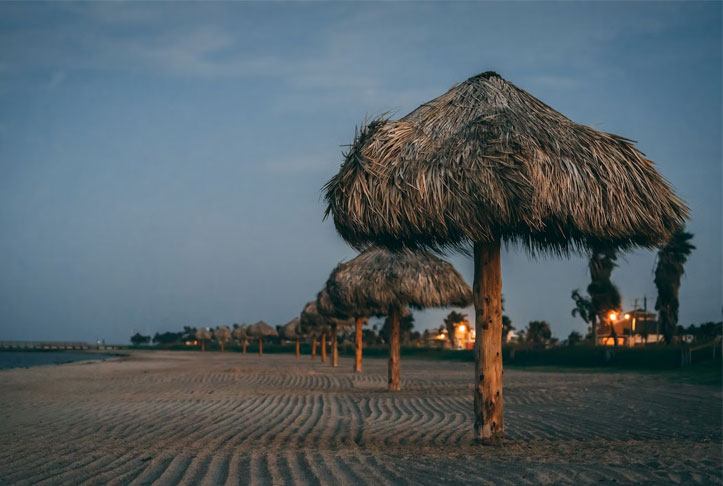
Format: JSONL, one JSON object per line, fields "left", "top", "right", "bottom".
{"left": 0, "top": 351, "right": 720, "bottom": 485}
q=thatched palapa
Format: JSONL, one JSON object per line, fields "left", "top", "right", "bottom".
{"left": 324, "top": 71, "right": 687, "bottom": 254}
{"left": 324, "top": 247, "right": 471, "bottom": 389}
{"left": 280, "top": 317, "right": 301, "bottom": 340}
{"left": 316, "top": 288, "right": 353, "bottom": 368}
{"left": 246, "top": 321, "right": 278, "bottom": 356}
{"left": 323, "top": 71, "right": 688, "bottom": 439}
{"left": 280, "top": 317, "right": 302, "bottom": 358}
{"left": 232, "top": 324, "right": 249, "bottom": 354}
{"left": 214, "top": 325, "right": 232, "bottom": 353}
{"left": 195, "top": 328, "right": 212, "bottom": 352}
{"left": 325, "top": 247, "right": 472, "bottom": 316}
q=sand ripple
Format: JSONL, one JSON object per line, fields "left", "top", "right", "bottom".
{"left": 0, "top": 351, "right": 720, "bottom": 485}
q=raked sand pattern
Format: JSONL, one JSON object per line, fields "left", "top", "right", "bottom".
{"left": 0, "top": 351, "right": 720, "bottom": 486}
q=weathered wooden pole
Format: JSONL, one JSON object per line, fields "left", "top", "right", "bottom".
{"left": 296, "top": 338, "right": 300, "bottom": 358}
{"left": 201, "top": 340, "right": 205, "bottom": 352}
{"left": 242, "top": 339, "right": 247, "bottom": 355}
{"left": 388, "top": 308, "right": 401, "bottom": 391}
{"left": 258, "top": 338, "right": 263, "bottom": 356}
{"left": 311, "top": 338, "right": 317, "bottom": 359}
{"left": 321, "top": 332, "right": 327, "bottom": 363}
{"left": 220, "top": 341, "right": 225, "bottom": 353}
{"left": 331, "top": 324, "right": 339, "bottom": 367}
{"left": 354, "top": 317, "right": 363, "bottom": 373}
{"left": 473, "top": 241, "right": 504, "bottom": 441}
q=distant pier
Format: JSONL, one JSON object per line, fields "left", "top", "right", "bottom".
{"left": 0, "top": 341, "right": 118, "bottom": 351}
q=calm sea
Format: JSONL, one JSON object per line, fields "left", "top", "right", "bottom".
{"left": 0, "top": 351, "right": 117, "bottom": 370}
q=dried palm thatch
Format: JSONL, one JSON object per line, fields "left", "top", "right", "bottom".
{"left": 195, "top": 327, "right": 212, "bottom": 352}
{"left": 195, "top": 328, "right": 212, "bottom": 341}
{"left": 324, "top": 71, "right": 688, "bottom": 255}
{"left": 214, "top": 325, "right": 232, "bottom": 352}
{"left": 316, "top": 288, "right": 354, "bottom": 331}
{"left": 280, "top": 317, "right": 301, "bottom": 340}
{"left": 325, "top": 247, "right": 471, "bottom": 386}
{"left": 214, "top": 325, "right": 232, "bottom": 342}
{"left": 232, "top": 324, "right": 248, "bottom": 340}
{"left": 247, "top": 320, "right": 277, "bottom": 357}
{"left": 325, "top": 247, "right": 472, "bottom": 316}
{"left": 300, "top": 301, "right": 331, "bottom": 336}
{"left": 316, "top": 288, "right": 355, "bottom": 368}
{"left": 246, "top": 321, "right": 278, "bottom": 338}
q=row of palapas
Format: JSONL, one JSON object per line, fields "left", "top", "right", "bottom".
{"left": 195, "top": 246, "right": 472, "bottom": 393}
{"left": 206, "top": 71, "right": 687, "bottom": 440}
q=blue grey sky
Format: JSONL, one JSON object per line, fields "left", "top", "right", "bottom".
{"left": 1, "top": 2, "right": 720, "bottom": 344}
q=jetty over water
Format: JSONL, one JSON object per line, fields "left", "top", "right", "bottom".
{"left": 0, "top": 341, "right": 118, "bottom": 351}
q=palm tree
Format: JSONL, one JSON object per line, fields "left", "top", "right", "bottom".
{"left": 655, "top": 229, "right": 695, "bottom": 344}
{"left": 567, "top": 331, "right": 583, "bottom": 346}
{"left": 572, "top": 246, "right": 622, "bottom": 344}
{"left": 525, "top": 321, "right": 552, "bottom": 347}
{"left": 443, "top": 311, "right": 466, "bottom": 349}
{"left": 571, "top": 289, "right": 594, "bottom": 339}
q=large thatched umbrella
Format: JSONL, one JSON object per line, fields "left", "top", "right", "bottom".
{"left": 280, "top": 317, "right": 302, "bottom": 358}
{"left": 232, "top": 324, "right": 249, "bottom": 354}
{"left": 300, "top": 301, "right": 331, "bottom": 361}
{"left": 214, "top": 325, "right": 232, "bottom": 353}
{"left": 324, "top": 247, "right": 471, "bottom": 390}
{"left": 316, "top": 288, "right": 354, "bottom": 368}
{"left": 324, "top": 71, "right": 688, "bottom": 439}
{"left": 195, "top": 327, "right": 212, "bottom": 352}
{"left": 246, "top": 321, "right": 278, "bottom": 356}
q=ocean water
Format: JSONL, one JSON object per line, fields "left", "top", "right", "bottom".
{"left": 0, "top": 351, "right": 116, "bottom": 370}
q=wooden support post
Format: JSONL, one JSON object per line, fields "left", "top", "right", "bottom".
{"left": 312, "top": 338, "right": 317, "bottom": 359}
{"left": 259, "top": 338, "right": 263, "bottom": 356}
{"left": 473, "top": 240, "right": 504, "bottom": 441}
{"left": 388, "top": 308, "right": 401, "bottom": 391}
{"left": 242, "top": 339, "right": 247, "bottom": 355}
{"left": 354, "top": 317, "right": 363, "bottom": 373}
{"left": 321, "top": 332, "right": 327, "bottom": 363}
{"left": 331, "top": 324, "right": 339, "bottom": 367}
{"left": 296, "top": 338, "right": 300, "bottom": 358}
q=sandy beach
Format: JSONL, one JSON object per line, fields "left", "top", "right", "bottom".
{"left": 0, "top": 351, "right": 720, "bottom": 485}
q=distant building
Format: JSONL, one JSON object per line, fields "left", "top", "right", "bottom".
{"left": 597, "top": 309, "right": 663, "bottom": 346}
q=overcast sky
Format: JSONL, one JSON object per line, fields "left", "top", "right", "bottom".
{"left": 0, "top": 2, "right": 720, "bottom": 344}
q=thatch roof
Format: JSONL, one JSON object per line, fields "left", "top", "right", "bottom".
{"left": 195, "top": 328, "right": 212, "bottom": 340}
{"left": 246, "top": 321, "right": 278, "bottom": 338}
{"left": 232, "top": 324, "right": 248, "bottom": 340}
{"left": 316, "top": 288, "right": 354, "bottom": 331}
{"left": 214, "top": 325, "right": 232, "bottom": 342}
{"left": 280, "top": 317, "right": 301, "bottom": 339}
{"left": 300, "top": 301, "right": 333, "bottom": 336}
{"left": 325, "top": 247, "right": 472, "bottom": 316}
{"left": 324, "top": 71, "right": 688, "bottom": 254}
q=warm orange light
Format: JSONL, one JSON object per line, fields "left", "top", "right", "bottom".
{"left": 624, "top": 313, "right": 630, "bottom": 320}
{"left": 458, "top": 324, "right": 466, "bottom": 333}
{"left": 608, "top": 312, "right": 617, "bottom": 321}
